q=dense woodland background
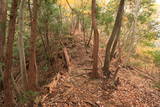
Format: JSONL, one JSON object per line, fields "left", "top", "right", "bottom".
{"left": 0, "top": 0, "right": 160, "bottom": 106}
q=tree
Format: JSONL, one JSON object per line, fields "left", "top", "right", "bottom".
{"left": 3, "top": 0, "right": 19, "bottom": 106}
{"left": 18, "top": 0, "right": 28, "bottom": 90}
{"left": 27, "top": 0, "right": 38, "bottom": 91}
{"left": 120, "top": 0, "right": 156, "bottom": 66}
{"left": 103, "top": 0, "right": 125, "bottom": 78}
{"left": 123, "top": 0, "right": 141, "bottom": 64}
{"left": 0, "top": 0, "right": 7, "bottom": 62}
{"left": 91, "top": 0, "right": 100, "bottom": 78}
{"left": 0, "top": 0, "right": 7, "bottom": 89}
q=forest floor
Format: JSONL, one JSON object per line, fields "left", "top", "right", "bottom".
{"left": 38, "top": 34, "right": 160, "bottom": 107}
{"left": 0, "top": 33, "right": 160, "bottom": 107}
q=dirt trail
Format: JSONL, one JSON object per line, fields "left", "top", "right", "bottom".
{"left": 40, "top": 37, "right": 160, "bottom": 107}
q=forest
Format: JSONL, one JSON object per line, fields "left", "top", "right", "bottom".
{"left": 0, "top": 0, "right": 160, "bottom": 106}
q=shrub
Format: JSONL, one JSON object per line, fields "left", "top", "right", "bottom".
{"left": 142, "top": 41, "right": 155, "bottom": 47}
{"left": 147, "top": 50, "right": 160, "bottom": 67}
{"left": 18, "top": 90, "right": 39, "bottom": 104}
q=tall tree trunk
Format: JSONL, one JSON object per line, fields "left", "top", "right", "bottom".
{"left": 18, "top": 0, "right": 28, "bottom": 91}
{"left": 0, "top": 0, "right": 7, "bottom": 61}
{"left": 110, "top": 21, "right": 121, "bottom": 59}
{"left": 92, "top": 0, "right": 99, "bottom": 78}
{"left": 3, "top": 0, "right": 19, "bottom": 106}
{"left": 103, "top": 0, "right": 125, "bottom": 77}
{"left": 28, "top": 0, "right": 38, "bottom": 91}
{"left": 0, "top": 0, "right": 7, "bottom": 89}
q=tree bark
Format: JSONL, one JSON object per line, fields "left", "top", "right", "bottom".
{"left": 103, "top": 0, "right": 125, "bottom": 77}
{"left": 0, "top": 0, "right": 7, "bottom": 89}
{"left": 92, "top": 0, "right": 99, "bottom": 78}
{"left": 87, "top": 26, "right": 93, "bottom": 47}
{"left": 18, "top": 0, "right": 28, "bottom": 91}
{"left": 0, "top": 0, "right": 7, "bottom": 60}
{"left": 28, "top": 0, "right": 38, "bottom": 91}
{"left": 3, "top": 0, "right": 19, "bottom": 106}
{"left": 110, "top": 22, "right": 121, "bottom": 60}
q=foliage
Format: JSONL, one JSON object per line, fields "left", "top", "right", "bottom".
{"left": 41, "top": 64, "right": 49, "bottom": 71}
{"left": 96, "top": 0, "right": 119, "bottom": 35}
{"left": 38, "top": 1, "right": 61, "bottom": 34}
{"left": 153, "top": 81, "right": 160, "bottom": 89}
{"left": 0, "top": 71, "right": 2, "bottom": 81}
{"left": 142, "top": 40, "right": 155, "bottom": 47}
{"left": 147, "top": 50, "right": 160, "bottom": 67}
{"left": 18, "top": 91, "right": 39, "bottom": 104}
{"left": 144, "top": 32, "right": 157, "bottom": 40}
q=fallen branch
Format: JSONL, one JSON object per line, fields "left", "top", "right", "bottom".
{"left": 44, "top": 73, "right": 61, "bottom": 93}
{"left": 41, "top": 94, "right": 49, "bottom": 103}
{"left": 85, "top": 101, "right": 99, "bottom": 107}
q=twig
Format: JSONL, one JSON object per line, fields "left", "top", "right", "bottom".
{"left": 41, "top": 94, "right": 49, "bottom": 103}
{"left": 85, "top": 101, "right": 99, "bottom": 107}
{"left": 65, "top": 0, "right": 77, "bottom": 14}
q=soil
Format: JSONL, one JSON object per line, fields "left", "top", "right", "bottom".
{"left": 38, "top": 35, "right": 160, "bottom": 107}
{"left": 0, "top": 34, "right": 160, "bottom": 107}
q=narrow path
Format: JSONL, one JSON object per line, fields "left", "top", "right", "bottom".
{"left": 40, "top": 36, "right": 160, "bottom": 107}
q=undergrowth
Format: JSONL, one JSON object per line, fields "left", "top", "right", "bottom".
{"left": 18, "top": 91, "right": 39, "bottom": 104}
{"left": 147, "top": 50, "right": 160, "bottom": 67}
